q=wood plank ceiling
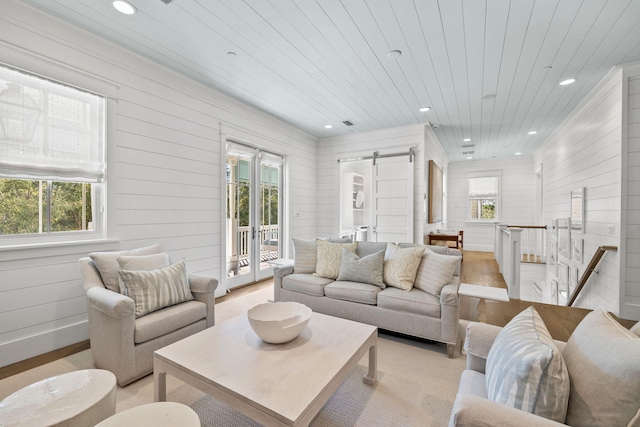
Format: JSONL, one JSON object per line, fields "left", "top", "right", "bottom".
{"left": 22, "top": 0, "right": 640, "bottom": 161}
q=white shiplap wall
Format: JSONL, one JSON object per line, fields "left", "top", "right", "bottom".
{"left": 0, "top": 0, "right": 317, "bottom": 367}
{"left": 316, "top": 124, "right": 430, "bottom": 243}
{"left": 534, "top": 67, "right": 623, "bottom": 315}
{"left": 622, "top": 64, "right": 640, "bottom": 320}
{"left": 447, "top": 156, "right": 535, "bottom": 252}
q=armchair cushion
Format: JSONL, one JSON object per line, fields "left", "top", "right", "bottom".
{"left": 563, "top": 306, "right": 640, "bottom": 427}
{"left": 134, "top": 300, "right": 206, "bottom": 344}
{"left": 118, "top": 259, "right": 193, "bottom": 318}
{"left": 89, "top": 244, "right": 163, "bottom": 292}
{"left": 485, "top": 306, "right": 569, "bottom": 423}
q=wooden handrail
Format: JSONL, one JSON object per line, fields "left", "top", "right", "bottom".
{"left": 506, "top": 225, "right": 547, "bottom": 229}
{"left": 566, "top": 245, "right": 617, "bottom": 307}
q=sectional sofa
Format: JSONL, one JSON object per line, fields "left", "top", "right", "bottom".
{"left": 273, "top": 239, "right": 463, "bottom": 357}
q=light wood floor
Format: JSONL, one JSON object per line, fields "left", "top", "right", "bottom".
{"left": 1, "top": 251, "right": 635, "bottom": 380}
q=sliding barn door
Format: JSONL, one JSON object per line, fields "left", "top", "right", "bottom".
{"left": 372, "top": 156, "right": 414, "bottom": 242}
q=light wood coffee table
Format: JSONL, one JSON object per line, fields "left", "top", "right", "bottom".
{"left": 154, "top": 312, "right": 377, "bottom": 427}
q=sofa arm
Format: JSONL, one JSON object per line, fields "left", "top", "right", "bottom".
{"left": 273, "top": 263, "right": 294, "bottom": 278}
{"left": 440, "top": 280, "right": 460, "bottom": 306}
{"left": 188, "top": 273, "right": 218, "bottom": 294}
{"left": 86, "top": 286, "right": 134, "bottom": 319}
{"left": 464, "top": 322, "right": 503, "bottom": 373}
{"left": 449, "top": 394, "right": 566, "bottom": 427}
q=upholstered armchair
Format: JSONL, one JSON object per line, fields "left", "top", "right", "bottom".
{"left": 79, "top": 244, "right": 218, "bottom": 386}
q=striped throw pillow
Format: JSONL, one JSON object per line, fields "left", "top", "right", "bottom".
{"left": 485, "top": 306, "right": 570, "bottom": 423}
{"left": 118, "top": 259, "right": 193, "bottom": 318}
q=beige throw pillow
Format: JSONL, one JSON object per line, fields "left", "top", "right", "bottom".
{"left": 89, "top": 244, "right": 164, "bottom": 292}
{"left": 315, "top": 239, "right": 357, "bottom": 279}
{"left": 118, "top": 259, "right": 193, "bottom": 318}
{"left": 413, "top": 248, "right": 461, "bottom": 296}
{"left": 383, "top": 243, "right": 424, "bottom": 291}
{"left": 563, "top": 306, "right": 640, "bottom": 427}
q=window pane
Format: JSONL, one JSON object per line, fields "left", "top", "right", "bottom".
{"left": 0, "top": 178, "right": 42, "bottom": 234}
{"left": 50, "top": 182, "right": 92, "bottom": 232}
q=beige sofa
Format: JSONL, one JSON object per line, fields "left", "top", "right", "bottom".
{"left": 274, "top": 241, "right": 463, "bottom": 357}
{"left": 79, "top": 245, "right": 218, "bottom": 386}
{"left": 449, "top": 307, "right": 640, "bottom": 427}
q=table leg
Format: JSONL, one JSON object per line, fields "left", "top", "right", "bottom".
{"left": 363, "top": 342, "right": 377, "bottom": 385}
{"left": 154, "top": 370, "right": 166, "bottom": 402}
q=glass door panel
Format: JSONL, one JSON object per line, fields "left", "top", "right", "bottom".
{"left": 257, "top": 159, "right": 281, "bottom": 280}
{"left": 226, "top": 153, "right": 254, "bottom": 284}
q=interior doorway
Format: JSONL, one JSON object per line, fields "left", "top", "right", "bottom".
{"left": 226, "top": 142, "right": 283, "bottom": 289}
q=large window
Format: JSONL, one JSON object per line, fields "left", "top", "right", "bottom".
{"left": 469, "top": 176, "right": 499, "bottom": 220}
{"left": 0, "top": 65, "right": 105, "bottom": 239}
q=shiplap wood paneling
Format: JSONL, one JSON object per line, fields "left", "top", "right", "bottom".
{"left": 622, "top": 66, "right": 640, "bottom": 320}
{"left": 0, "top": 1, "right": 317, "bottom": 367}
{"left": 534, "top": 67, "right": 623, "bottom": 315}
{"left": 317, "top": 124, "right": 429, "bottom": 243}
{"left": 447, "top": 156, "right": 535, "bottom": 252}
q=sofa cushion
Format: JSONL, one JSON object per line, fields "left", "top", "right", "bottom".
{"left": 292, "top": 238, "right": 317, "bottom": 274}
{"left": 118, "top": 259, "right": 194, "bottom": 318}
{"left": 413, "top": 248, "right": 461, "bottom": 297}
{"left": 337, "top": 249, "right": 385, "bottom": 288}
{"left": 563, "top": 306, "right": 640, "bottom": 427}
{"left": 282, "top": 273, "right": 334, "bottom": 297}
{"left": 324, "top": 281, "right": 381, "bottom": 305}
{"left": 377, "top": 287, "right": 440, "bottom": 317}
{"left": 315, "top": 239, "right": 357, "bottom": 279}
{"left": 383, "top": 243, "right": 424, "bottom": 290}
{"left": 134, "top": 300, "right": 206, "bottom": 344}
{"left": 485, "top": 306, "right": 570, "bottom": 423}
{"left": 356, "top": 242, "right": 388, "bottom": 257}
{"left": 90, "top": 244, "right": 164, "bottom": 292}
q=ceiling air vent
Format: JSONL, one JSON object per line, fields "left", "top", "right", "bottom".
{"left": 462, "top": 151, "right": 474, "bottom": 155}
{"left": 159, "top": 0, "right": 174, "bottom": 4}
{"left": 461, "top": 144, "right": 475, "bottom": 149}
{"left": 342, "top": 120, "right": 354, "bottom": 126}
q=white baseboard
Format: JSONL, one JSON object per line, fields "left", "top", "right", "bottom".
{"left": 0, "top": 321, "right": 89, "bottom": 368}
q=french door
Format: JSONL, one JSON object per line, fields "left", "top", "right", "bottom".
{"left": 226, "top": 142, "right": 283, "bottom": 289}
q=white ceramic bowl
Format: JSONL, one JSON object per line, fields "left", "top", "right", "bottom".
{"left": 247, "top": 302, "right": 312, "bottom": 344}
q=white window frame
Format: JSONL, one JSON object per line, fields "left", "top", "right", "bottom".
{"left": 0, "top": 59, "right": 116, "bottom": 247}
{"left": 466, "top": 171, "right": 502, "bottom": 222}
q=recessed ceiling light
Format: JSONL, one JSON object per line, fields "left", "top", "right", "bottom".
{"left": 387, "top": 50, "right": 402, "bottom": 58}
{"left": 463, "top": 138, "right": 471, "bottom": 142}
{"left": 113, "top": 0, "right": 137, "bottom": 15}
{"left": 480, "top": 94, "right": 496, "bottom": 101}
{"left": 324, "top": 124, "right": 333, "bottom": 129}
{"left": 419, "top": 106, "right": 431, "bottom": 112}
{"left": 527, "top": 131, "right": 538, "bottom": 135}
{"left": 467, "top": 156, "right": 473, "bottom": 160}
{"left": 560, "top": 78, "right": 576, "bottom": 86}
{"left": 515, "top": 152, "right": 522, "bottom": 156}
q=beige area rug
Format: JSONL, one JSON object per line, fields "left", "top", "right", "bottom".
{"left": 0, "top": 284, "right": 466, "bottom": 426}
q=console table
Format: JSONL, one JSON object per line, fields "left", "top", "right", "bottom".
{"left": 458, "top": 283, "right": 509, "bottom": 323}
{"left": 426, "top": 230, "right": 464, "bottom": 249}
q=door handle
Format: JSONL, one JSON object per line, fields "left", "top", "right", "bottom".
{"left": 373, "top": 226, "right": 377, "bottom": 233}
{"left": 252, "top": 227, "right": 256, "bottom": 240}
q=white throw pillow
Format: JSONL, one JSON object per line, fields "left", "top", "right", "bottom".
{"left": 413, "top": 248, "right": 461, "bottom": 296}
{"left": 116, "top": 253, "right": 171, "bottom": 295}
{"left": 292, "top": 238, "right": 317, "bottom": 274}
{"left": 485, "top": 306, "right": 570, "bottom": 423}
{"left": 314, "top": 239, "right": 357, "bottom": 279}
{"left": 383, "top": 243, "right": 424, "bottom": 291}
{"left": 118, "top": 259, "right": 193, "bottom": 318}
{"left": 89, "top": 244, "right": 164, "bottom": 292}
{"left": 563, "top": 306, "right": 640, "bottom": 427}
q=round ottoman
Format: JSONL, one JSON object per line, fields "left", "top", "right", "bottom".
{"left": 0, "top": 369, "right": 116, "bottom": 427}
{"left": 95, "top": 402, "right": 200, "bottom": 426}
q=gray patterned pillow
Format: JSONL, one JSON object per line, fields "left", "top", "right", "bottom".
{"left": 116, "top": 253, "right": 171, "bottom": 295}
{"left": 337, "top": 249, "right": 385, "bottom": 288}
{"left": 292, "top": 238, "right": 317, "bottom": 274}
{"left": 383, "top": 243, "right": 424, "bottom": 290}
{"left": 413, "top": 248, "right": 461, "bottom": 296}
{"left": 118, "top": 259, "right": 193, "bottom": 318}
{"left": 90, "top": 243, "right": 164, "bottom": 292}
{"left": 315, "top": 239, "right": 357, "bottom": 279}
{"left": 485, "top": 306, "right": 570, "bottom": 423}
